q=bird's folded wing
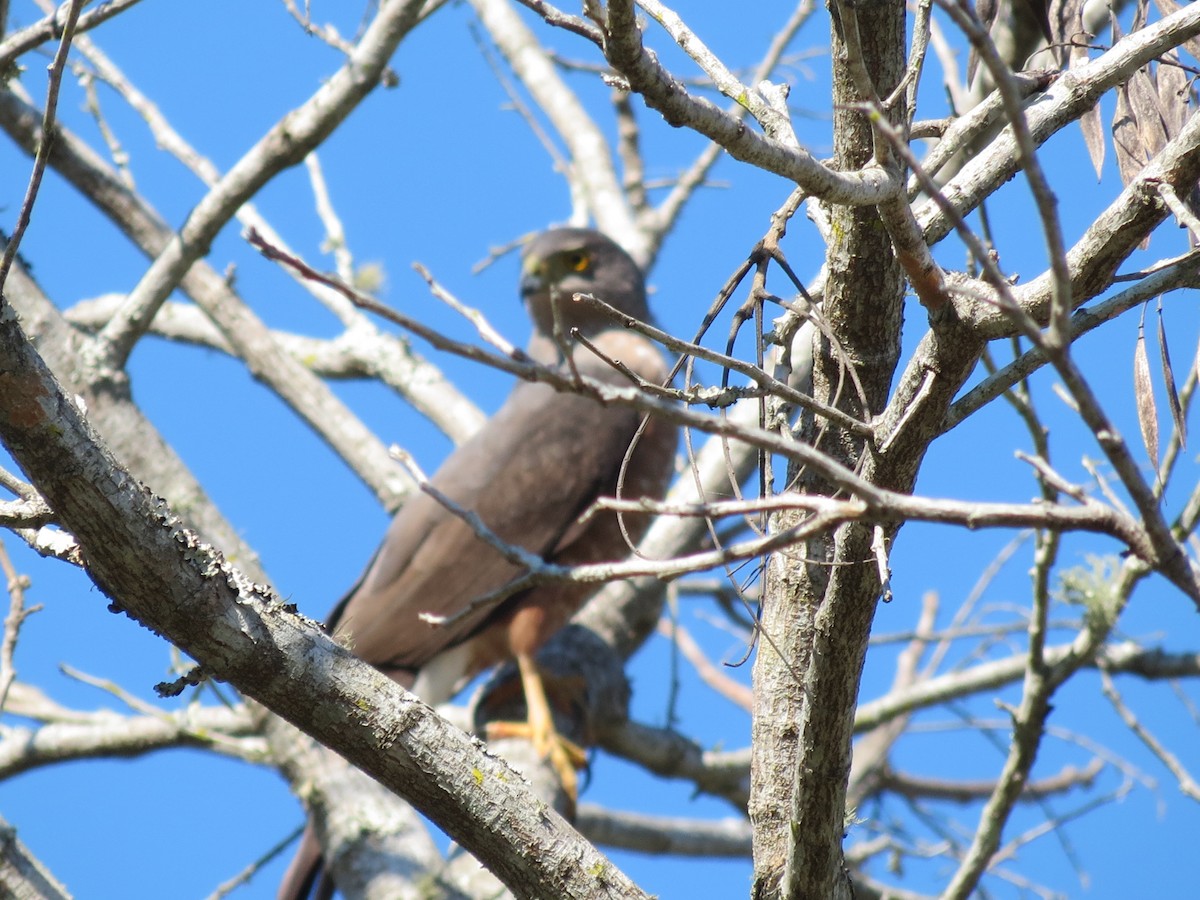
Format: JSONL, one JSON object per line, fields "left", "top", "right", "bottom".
{"left": 328, "top": 330, "right": 665, "bottom": 673}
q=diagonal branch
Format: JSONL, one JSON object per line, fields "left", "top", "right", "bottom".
{"left": 598, "top": 0, "right": 902, "bottom": 205}
{"left": 0, "top": 290, "right": 650, "bottom": 900}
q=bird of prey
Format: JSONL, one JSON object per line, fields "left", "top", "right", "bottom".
{"left": 279, "top": 227, "right": 677, "bottom": 899}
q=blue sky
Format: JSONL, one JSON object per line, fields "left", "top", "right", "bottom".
{"left": 0, "top": 2, "right": 1198, "bottom": 898}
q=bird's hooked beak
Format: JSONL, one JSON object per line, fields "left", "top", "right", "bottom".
{"left": 519, "top": 256, "right": 547, "bottom": 300}
{"left": 519, "top": 253, "right": 563, "bottom": 346}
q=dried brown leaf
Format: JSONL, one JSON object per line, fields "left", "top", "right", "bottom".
{"left": 1112, "top": 84, "right": 1144, "bottom": 187}
{"left": 1128, "top": 65, "right": 1169, "bottom": 162}
{"left": 1112, "top": 64, "right": 1169, "bottom": 249}
{"left": 1134, "top": 306, "right": 1160, "bottom": 470}
{"left": 1080, "top": 97, "right": 1105, "bottom": 180}
{"left": 1153, "top": 0, "right": 1200, "bottom": 64}
{"left": 1068, "top": 10, "right": 1104, "bottom": 178}
{"left": 1157, "top": 54, "right": 1190, "bottom": 140}
{"left": 1154, "top": 52, "right": 1200, "bottom": 241}
{"left": 1157, "top": 298, "right": 1186, "bottom": 449}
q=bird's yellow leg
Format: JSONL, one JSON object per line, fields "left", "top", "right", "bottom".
{"left": 486, "top": 654, "right": 587, "bottom": 801}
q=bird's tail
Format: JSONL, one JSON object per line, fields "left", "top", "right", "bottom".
{"left": 277, "top": 823, "right": 332, "bottom": 900}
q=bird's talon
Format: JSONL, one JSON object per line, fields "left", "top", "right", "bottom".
{"left": 485, "top": 720, "right": 588, "bottom": 770}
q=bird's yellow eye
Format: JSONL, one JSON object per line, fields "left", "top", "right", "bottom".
{"left": 567, "top": 250, "right": 591, "bottom": 272}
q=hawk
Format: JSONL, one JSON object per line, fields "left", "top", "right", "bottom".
{"left": 279, "top": 227, "right": 676, "bottom": 899}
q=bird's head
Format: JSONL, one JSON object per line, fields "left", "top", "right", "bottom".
{"left": 519, "top": 228, "right": 649, "bottom": 344}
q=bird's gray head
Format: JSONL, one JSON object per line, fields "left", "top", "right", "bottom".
{"left": 519, "top": 228, "right": 649, "bottom": 342}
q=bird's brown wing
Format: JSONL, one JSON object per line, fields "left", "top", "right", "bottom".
{"left": 328, "top": 332, "right": 664, "bottom": 677}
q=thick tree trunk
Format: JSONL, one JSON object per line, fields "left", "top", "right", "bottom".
{"left": 750, "top": 2, "right": 907, "bottom": 898}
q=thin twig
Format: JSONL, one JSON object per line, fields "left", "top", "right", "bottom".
{"left": 0, "top": 540, "right": 41, "bottom": 713}
{"left": 0, "top": 0, "right": 86, "bottom": 291}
